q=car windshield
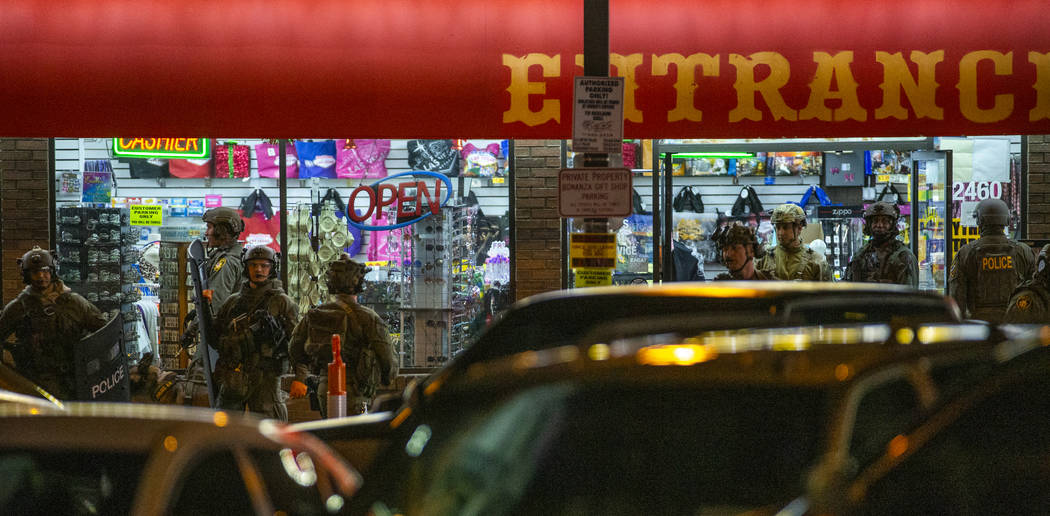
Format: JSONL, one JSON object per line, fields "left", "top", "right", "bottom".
{"left": 368, "top": 381, "right": 828, "bottom": 516}
{"left": 0, "top": 449, "right": 146, "bottom": 515}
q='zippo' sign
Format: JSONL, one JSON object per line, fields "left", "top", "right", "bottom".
{"left": 347, "top": 171, "right": 454, "bottom": 231}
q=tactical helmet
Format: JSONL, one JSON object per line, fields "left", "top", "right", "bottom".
{"left": 202, "top": 207, "right": 245, "bottom": 238}
{"left": 242, "top": 245, "right": 279, "bottom": 279}
{"left": 17, "top": 246, "right": 56, "bottom": 284}
{"left": 863, "top": 201, "right": 900, "bottom": 238}
{"left": 715, "top": 224, "right": 765, "bottom": 259}
{"left": 326, "top": 253, "right": 371, "bottom": 294}
{"left": 770, "top": 203, "right": 807, "bottom": 227}
{"left": 974, "top": 198, "right": 1010, "bottom": 227}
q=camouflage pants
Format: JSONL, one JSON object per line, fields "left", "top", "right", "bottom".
{"left": 317, "top": 375, "right": 368, "bottom": 419}
{"left": 218, "top": 369, "right": 288, "bottom": 421}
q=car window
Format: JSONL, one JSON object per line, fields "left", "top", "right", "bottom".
{"left": 0, "top": 450, "right": 146, "bottom": 515}
{"left": 849, "top": 378, "right": 920, "bottom": 467}
{"left": 249, "top": 448, "right": 331, "bottom": 516}
{"left": 860, "top": 375, "right": 1050, "bottom": 515}
{"left": 171, "top": 450, "right": 253, "bottom": 515}
{"left": 377, "top": 382, "right": 828, "bottom": 516}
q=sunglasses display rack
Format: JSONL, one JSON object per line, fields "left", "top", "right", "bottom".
{"left": 157, "top": 241, "right": 190, "bottom": 370}
{"left": 399, "top": 209, "right": 453, "bottom": 367}
{"left": 57, "top": 206, "right": 143, "bottom": 360}
{"left": 449, "top": 204, "right": 482, "bottom": 357}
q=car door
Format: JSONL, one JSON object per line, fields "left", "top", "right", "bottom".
{"left": 850, "top": 349, "right": 1050, "bottom": 515}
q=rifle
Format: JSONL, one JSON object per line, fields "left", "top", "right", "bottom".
{"left": 187, "top": 238, "right": 219, "bottom": 408}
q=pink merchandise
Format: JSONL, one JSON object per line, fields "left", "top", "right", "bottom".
{"left": 336, "top": 139, "right": 391, "bottom": 179}
{"left": 367, "top": 208, "right": 412, "bottom": 263}
{"left": 254, "top": 142, "right": 299, "bottom": 178}
{"left": 460, "top": 142, "right": 501, "bottom": 177}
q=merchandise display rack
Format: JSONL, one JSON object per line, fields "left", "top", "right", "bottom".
{"left": 157, "top": 241, "right": 190, "bottom": 370}
{"left": 57, "top": 206, "right": 138, "bottom": 360}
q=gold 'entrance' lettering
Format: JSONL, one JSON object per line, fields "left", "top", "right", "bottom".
{"left": 875, "top": 50, "right": 945, "bottom": 120}
{"left": 651, "top": 53, "right": 719, "bottom": 123}
{"left": 1029, "top": 51, "right": 1050, "bottom": 122}
{"left": 800, "top": 51, "right": 867, "bottom": 122}
{"left": 957, "top": 50, "right": 1014, "bottom": 123}
{"left": 728, "top": 52, "right": 797, "bottom": 122}
{"left": 502, "top": 53, "right": 561, "bottom": 126}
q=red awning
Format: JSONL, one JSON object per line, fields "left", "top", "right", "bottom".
{"left": 2, "top": 0, "right": 1049, "bottom": 138}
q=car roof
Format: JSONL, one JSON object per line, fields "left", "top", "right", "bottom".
{"left": 0, "top": 402, "right": 279, "bottom": 451}
{"left": 439, "top": 325, "right": 1038, "bottom": 396}
{"left": 447, "top": 282, "right": 960, "bottom": 375}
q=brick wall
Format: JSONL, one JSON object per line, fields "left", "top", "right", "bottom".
{"left": 512, "top": 140, "right": 563, "bottom": 301}
{"left": 1, "top": 139, "right": 52, "bottom": 301}
{"left": 1029, "top": 135, "right": 1050, "bottom": 239}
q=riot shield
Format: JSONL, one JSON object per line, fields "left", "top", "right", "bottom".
{"left": 187, "top": 238, "right": 219, "bottom": 407}
{"left": 74, "top": 314, "right": 130, "bottom": 401}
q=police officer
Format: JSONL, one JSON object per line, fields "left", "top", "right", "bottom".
{"left": 1004, "top": 244, "right": 1050, "bottom": 323}
{"left": 200, "top": 206, "right": 246, "bottom": 310}
{"left": 756, "top": 204, "right": 832, "bottom": 281}
{"left": 844, "top": 201, "right": 918, "bottom": 286}
{"left": 0, "top": 247, "right": 107, "bottom": 399}
{"left": 949, "top": 198, "right": 1035, "bottom": 323}
{"left": 713, "top": 224, "right": 773, "bottom": 281}
{"left": 213, "top": 245, "right": 299, "bottom": 420}
{"left": 289, "top": 254, "right": 398, "bottom": 417}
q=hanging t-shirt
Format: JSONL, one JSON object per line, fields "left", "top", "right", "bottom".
{"left": 124, "top": 158, "right": 169, "bottom": 178}
{"left": 214, "top": 142, "right": 251, "bottom": 178}
{"left": 294, "top": 140, "right": 338, "bottom": 178}
{"left": 367, "top": 208, "right": 412, "bottom": 263}
{"left": 239, "top": 209, "right": 282, "bottom": 252}
{"left": 460, "top": 142, "right": 500, "bottom": 177}
{"left": 335, "top": 139, "right": 391, "bottom": 179}
{"left": 407, "top": 139, "right": 460, "bottom": 176}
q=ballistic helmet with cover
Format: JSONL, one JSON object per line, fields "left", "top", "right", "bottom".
{"left": 326, "top": 253, "right": 371, "bottom": 294}
{"left": 974, "top": 198, "right": 1010, "bottom": 228}
{"left": 242, "top": 245, "right": 279, "bottom": 279}
{"left": 202, "top": 207, "right": 245, "bottom": 238}
{"left": 863, "top": 201, "right": 901, "bottom": 237}
{"left": 716, "top": 224, "right": 765, "bottom": 258}
{"left": 18, "top": 246, "right": 55, "bottom": 283}
{"left": 770, "top": 203, "right": 807, "bottom": 227}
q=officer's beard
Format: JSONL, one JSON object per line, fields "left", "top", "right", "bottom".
{"left": 728, "top": 255, "right": 753, "bottom": 276}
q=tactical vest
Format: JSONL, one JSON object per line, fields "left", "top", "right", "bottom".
{"left": 15, "top": 294, "right": 81, "bottom": 376}
{"left": 969, "top": 240, "right": 1027, "bottom": 322}
{"left": 303, "top": 300, "right": 381, "bottom": 398}
{"left": 221, "top": 290, "right": 286, "bottom": 371}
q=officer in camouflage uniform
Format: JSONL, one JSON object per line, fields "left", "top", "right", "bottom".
{"left": 182, "top": 207, "right": 244, "bottom": 348}
{"left": 844, "top": 201, "right": 918, "bottom": 286}
{"left": 713, "top": 224, "right": 774, "bottom": 281}
{"left": 0, "top": 247, "right": 107, "bottom": 399}
{"left": 949, "top": 198, "right": 1035, "bottom": 324}
{"left": 756, "top": 204, "right": 833, "bottom": 281}
{"left": 1004, "top": 244, "right": 1050, "bottom": 323}
{"left": 289, "top": 254, "right": 398, "bottom": 417}
{"left": 213, "top": 245, "right": 299, "bottom": 420}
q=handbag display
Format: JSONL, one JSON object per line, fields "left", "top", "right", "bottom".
{"left": 730, "top": 185, "right": 765, "bottom": 216}
{"left": 254, "top": 142, "right": 299, "bottom": 179}
{"left": 214, "top": 141, "right": 251, "bottom": 178}
{"left": 295, "top": 140, "right": 338, "bottom": 178}
{"left": 407, "top": 139, "right": 460, "bottom": 176}
{"left": 672, "top": 186, "right": 704, "bottom": 213}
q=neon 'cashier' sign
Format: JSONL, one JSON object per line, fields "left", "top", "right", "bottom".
{"left": 347, "top": 171, "right": 453, "bottom": 231}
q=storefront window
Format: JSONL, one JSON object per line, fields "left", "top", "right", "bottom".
{"left": 562, "top": 137, "right": 1024, "bottom": 293}
{"left": 53, "top": 138, "right": 512, "bottom": 371}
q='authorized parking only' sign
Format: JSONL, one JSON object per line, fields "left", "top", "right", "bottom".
{"left": 572, "top": 76, "right": 624, "bottom": 153}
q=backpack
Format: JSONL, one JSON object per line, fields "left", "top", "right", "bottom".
{"left": 304, "top": 300, "right": 381, "bottom": 398}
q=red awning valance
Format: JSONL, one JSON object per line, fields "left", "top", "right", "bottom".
{"left": 2, "top": 0, "right": 1049, "bottom": 138}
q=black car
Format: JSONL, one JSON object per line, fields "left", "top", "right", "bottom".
{"left": 820, "top": 330, "right": 1050, "bottom": 515}
{"left": 301, "top": 322, "right": 1034, "bottom": 515}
